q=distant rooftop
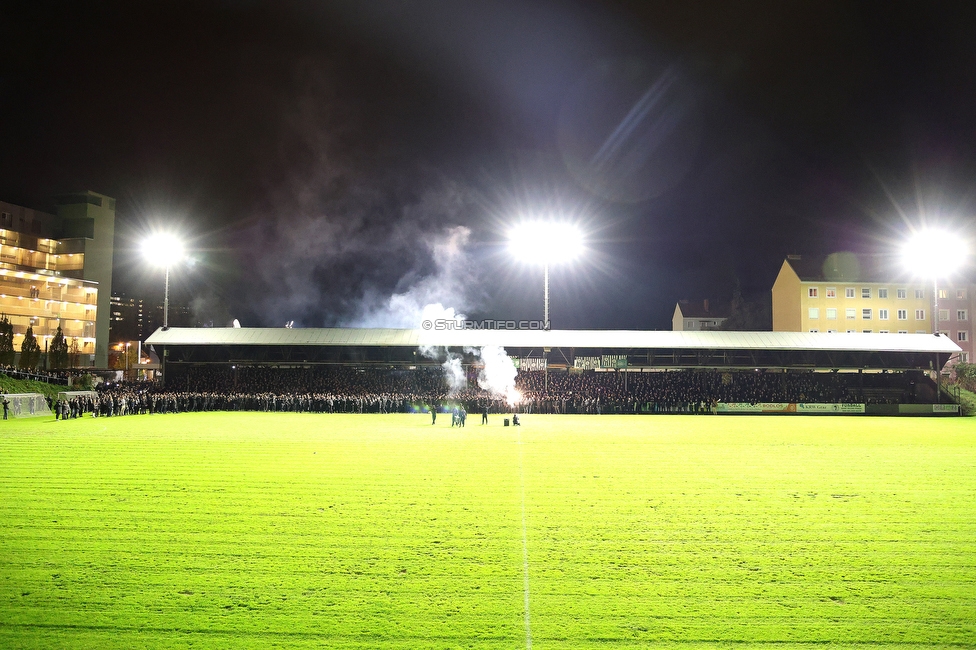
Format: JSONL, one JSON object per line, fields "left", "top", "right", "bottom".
{"left": 784, "top": 253, "right": 906, "bottom": 283}
{"left": 675, "top": 300, "right": 728, "bottom": 319}
{"left": 785, "top": 253, "right": 975, "bottom": 284}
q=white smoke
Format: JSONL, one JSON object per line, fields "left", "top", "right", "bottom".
{"left": 354, "top": 225, "right": 474, "bottom": 328}
{"left": 441, "top": 354, "right": 467, "bottom": 394}
{"left": 418, "top": 341, "right": 467, "bottom": 396}
{"left": 466, "top": 345, "right": 520, "bottom": 406}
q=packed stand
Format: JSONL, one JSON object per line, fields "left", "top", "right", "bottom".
{"left": 60, "top": 365, "right": 931, "bottom": 419}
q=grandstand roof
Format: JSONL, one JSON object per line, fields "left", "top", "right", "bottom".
{"left": 146, "top": 327, "right": 960, "bottom": 354}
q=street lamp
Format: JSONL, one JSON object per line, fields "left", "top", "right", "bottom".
{"left": 141, "top": 233, "right": 185, "bottom": 330}
{"left": 900, "top": 228, "right": 968, "bottom": 336}
{"left": 508, "top": 222, "right": 584, "bottom": 330}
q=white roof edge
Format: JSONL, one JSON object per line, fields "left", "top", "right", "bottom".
{"left": 145, "top": 327, "right": 962, "bottom": 354}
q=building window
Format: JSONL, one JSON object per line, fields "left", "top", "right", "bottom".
{"left": 809, "top": 328, "right": 819, "bottom": 333}
{"left": 939, "top": 309, "right": 949, "bottom": 322}
{"left": 897, "top": 288, "right": 907, "bottom": 299}
{"left": 897, "top": 309, "right": 908, "bottom": 320}
{"left": 826, "top": 288, "right": 836, "bottom": 298}
{"left": 898, "top": 330, "right": 908, "bottom": 334}
{"left": 879, "top": 330, "right": 889, "bottom": 334}
{"left": 862, "top": 329, "right": 872, "bottom": 333}
{"left": 847, "top": 329, "right": 856, "bottom": 333}
{"left": 958, "top": 310, "right": 968, "bottom": 321}
{"left": 879, "top": 309, "right": 889, "bottom": 320}
{"left": 826, "top": 308, "right": 837, "bottom": 320}
{"left": 878, "top": 288, "right": 888, "bottom": 299}
{"left": 938, "top": 289, "right": 948, "bottom": 299}
{"left": 917, "top": 330, "right": 927, "bottom": 334}
{"left": 846, "top": 288, "right": 855, "bottom": 299}
{"left": 962, "top": 352, "right": 970, "bottom": 362}
{"left": 915, "top": 309, "right": 925, "bottom": 320}
{"left": 959, "top": 331, "right": 969, "bottom": 342}
{"left": 862, "top": 308, "right": 872, "bottom": 319}
{"left": 915, "top": 289, "right": 924, "bottom": 299}
{"left": 808, "top": 287, "right": 818, "bottom": 298}
{"left": 958, "top": 289, "right": 967, "bottom": 300}
{"left": 862, "top": 288, "right": 871, "bottom": 299}
{"left": 846, "top": 308, "right": 856, "bottom": 319}
{"left": 808, "top": 308, "right": 819, "bottom": 319}
{"left": 827, "top": 329, "right": 837, "bottom": 333}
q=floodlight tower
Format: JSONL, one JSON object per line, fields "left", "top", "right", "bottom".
{"left": 901, "top": 228, "right": 968, "bottom": 336}
{"left": 141, "top": 232, "right": 185, "bottom": 330}
{"left": 508, "top": 222, "right": 583, "bottom": 330}
{"left": 901, "top": 227, "right": 968, "bottom": 403}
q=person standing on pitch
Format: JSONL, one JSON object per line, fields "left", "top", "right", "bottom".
{"left": 460, "top": 407, "right": 466, "bottom": 427}
{"left": 431, "top": 404, "right": 437, "bottom": 425}
{"left": 482, "top": 404, "right": 488, "bottom": 425}
{"left": 1, "top": 396, "right": 8, "bottom": 420}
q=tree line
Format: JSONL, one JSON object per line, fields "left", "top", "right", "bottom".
{"left": 0, "top": 316, "right": 69, "bottom": 370}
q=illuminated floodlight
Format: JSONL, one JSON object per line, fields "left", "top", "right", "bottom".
{"left": 508, "top": 221, "right": 584, "bottom": 264}
{"left": 141, "top": 232, "right": 186, "bottom": 330}
{"left": 900, "top": 228, "right": 967, "bottom": 279}
{"left": 508, "top": 221, "right": 585, "bottom": 329}
{"left": 141, "top": 232, "right": 185, "bottom": 268}
{"left": 901, "top": 227, "right": 969, "bottom": 340}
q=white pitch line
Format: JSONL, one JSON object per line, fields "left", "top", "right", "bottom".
{"left": 517, "top": 428, "right": 532, "bottom": 650}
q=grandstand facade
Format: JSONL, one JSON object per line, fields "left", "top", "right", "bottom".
{"left": 147, "top": 327, "right": 960, "bottom": 371}
{"left": 134, "top": 327, "right": 966, "bottom": 415}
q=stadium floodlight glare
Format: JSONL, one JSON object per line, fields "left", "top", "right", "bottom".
{"left": 141, "top": 232, "right": 185, "bottom": 330}
{"left": 900, "top": 228, "right": 967, "bottom": 279}
{"left": 901, "top": 227, "right": 968, "bottom": 337}
{"left": 508, "top": 221, "right": 584, "bottom": 330}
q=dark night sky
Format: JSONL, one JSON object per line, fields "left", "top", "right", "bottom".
{"left": 3, "top": 1, "right": 976, "bottom": 329}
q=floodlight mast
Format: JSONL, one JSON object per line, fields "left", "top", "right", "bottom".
{"left": 544, "top": 261, "right": 550, "bottom": 331}
{"left": 142, "top": 233, "right": 185, "bottom": 331}
{"left": 901, "top": 227, "right": 969, "bottom": 403}
{"left": 901, "top": 228, "right": 967, "bottom": 337}
{"left": 509, "top": 221, "right": 582, "bottom": 331}
{"left": 163, "top": 265, "right": 171, "bottom": 329}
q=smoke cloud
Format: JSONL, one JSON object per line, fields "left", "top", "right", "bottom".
{"left": 441, "top": 354, "right": 467, "bottom": 394}
{"left": 466, "top": 345, "right": 520, "bottom": 405}
{"left": 353, "top": 226, "right": 474, "bottom": 328}
{"left": 418, "top": 344, "right": 467, "bottom": 395}
{"left": 233, "top": 65, "right": 484, "bottom": 328}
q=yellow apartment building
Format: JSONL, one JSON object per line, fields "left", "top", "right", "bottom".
{"left": 772, "top": 254, "right": 932, "bottom": 334}
{"left": 0, "top": 191, "right": 115, "bottom": 366}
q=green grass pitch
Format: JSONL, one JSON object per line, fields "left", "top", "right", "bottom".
{"left": 1, "top": 413, "right": 974, "bottom": 648}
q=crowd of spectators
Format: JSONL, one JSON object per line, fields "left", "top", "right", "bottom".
{"left": 0, "top": 365, "right": 76, "bottom": 386}
{"left": 61, "top": 365, "right": 929, "bottom": 419}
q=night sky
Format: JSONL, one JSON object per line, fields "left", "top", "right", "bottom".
{"left": 3, "top": 1, "right": 976, "bottom": 330}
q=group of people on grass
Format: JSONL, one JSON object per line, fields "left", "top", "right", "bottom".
{"left": 31, "top": 365, "right": 927, "bottom": 420}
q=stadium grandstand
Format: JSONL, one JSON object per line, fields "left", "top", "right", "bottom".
{"left": 121, "top": 327, "right": 965, "bottom": 417}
